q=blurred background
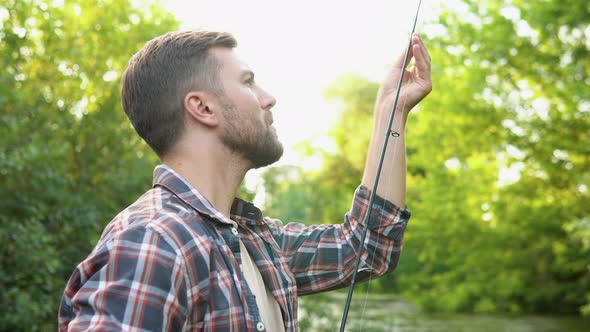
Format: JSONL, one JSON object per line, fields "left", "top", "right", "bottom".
{"left": 1, "top": 0, "right": 588, "bottom": 331}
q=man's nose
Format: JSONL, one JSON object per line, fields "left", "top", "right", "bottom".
{"left": 258, "top": 86, "right": 277, "bottom": 111}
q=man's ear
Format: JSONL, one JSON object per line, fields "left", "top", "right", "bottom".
{"left": 184, "top": 91, "right": 220, "bottom": 127}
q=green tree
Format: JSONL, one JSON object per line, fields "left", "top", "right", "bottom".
{"left": 263, "top": 74, "right": 379, "bottom": 225}
{"left": 262, "top": 0, "right": 590, "bottom": 316}
{"left": 0, "top": 1, "right": 178, "bottom": 330}
{"left": 400, "top": 0, "right": 590, "bottom": 314}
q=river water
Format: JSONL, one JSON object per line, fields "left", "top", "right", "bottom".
{"left": 298, "top": 292, "right": 590, "bottom": 331}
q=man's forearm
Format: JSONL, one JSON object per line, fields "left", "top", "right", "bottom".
{"left": 361, "top": 106, "right": 408, "bottom": 208}
{"left": 360, "top": 34, "right": 431, "bottom": 207}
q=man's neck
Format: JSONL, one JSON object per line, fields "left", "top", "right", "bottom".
{"left": 162, "top": 145, "right": 249, "bottom": 218}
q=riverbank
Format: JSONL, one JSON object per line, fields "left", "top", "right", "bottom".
{"left": 298, "top": 291, "right": 590, "bottom": 331}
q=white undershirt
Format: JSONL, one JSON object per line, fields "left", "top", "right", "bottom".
{"left": 239, "top": 240, "right": 285, "bottom": 332}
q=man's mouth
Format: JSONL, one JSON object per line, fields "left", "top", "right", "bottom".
{"left": 266, "top": 112, "right": 274, "bottom": 126}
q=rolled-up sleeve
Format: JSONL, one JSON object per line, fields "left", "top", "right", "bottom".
{"left": 349, "top": 185, "right": 410, "bottom": 242}
{"left": 266, "top": 185, "right": 410, "bottom": 295}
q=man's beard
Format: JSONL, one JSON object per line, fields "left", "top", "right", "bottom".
{"left": 219, "top": 101, "right": 283, "bottom": 169}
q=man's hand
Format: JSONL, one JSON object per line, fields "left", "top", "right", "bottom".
{"left": 361, "top": 33, "right": 432, "bottom": 206}
{"left": 376, "top": 33, "right": 432, "bottom": 116}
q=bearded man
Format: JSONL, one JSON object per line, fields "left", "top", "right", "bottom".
{"left": 59, "top": 30, "right": 432, "bottom": 331}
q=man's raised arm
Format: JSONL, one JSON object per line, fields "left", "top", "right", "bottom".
{"left": 361, "top": 34, "right": 432, "bottom": 207}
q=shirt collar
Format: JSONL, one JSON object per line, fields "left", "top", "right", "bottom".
{"left": 152, "top": 164, "right": 264, "bottom": 226}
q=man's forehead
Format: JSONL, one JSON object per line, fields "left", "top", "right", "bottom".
{"left": 210, "top": 47, "right": 252, "bottom": 74}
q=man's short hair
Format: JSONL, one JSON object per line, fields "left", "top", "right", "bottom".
{"left": 121, "top": 31, "right": 237, "bottom": 157}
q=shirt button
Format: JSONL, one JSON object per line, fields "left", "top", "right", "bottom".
{"left": 231, "top": 227, "right": 238, "bottom": 235}
{"left": 256, "top": 322, "right": 265, "bottom": 331}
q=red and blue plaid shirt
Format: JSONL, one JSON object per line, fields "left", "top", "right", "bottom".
{"left": 59, "top": 165, "right": 410, "bottom": 331}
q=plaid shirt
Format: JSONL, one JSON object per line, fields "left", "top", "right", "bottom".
{"left": 59, "top": 165, "right": 410, "bottom": 331}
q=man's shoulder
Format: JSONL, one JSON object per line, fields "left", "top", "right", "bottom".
{"left": 98, "top": 187, "right": 211, "bottom": 251}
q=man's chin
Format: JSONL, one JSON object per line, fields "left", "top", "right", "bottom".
{"left": 250, "top": 142, "right": 283, "bottom": 169}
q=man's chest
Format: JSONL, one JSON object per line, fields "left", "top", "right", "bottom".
{"left": 180, "top": 214, "right": 298, "bottom": 331}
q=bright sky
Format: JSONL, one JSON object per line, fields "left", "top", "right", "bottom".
{"left": 160, "top": 0, "right": 530, "bottom": 207}
{"left": 162, "top": 0, "right": 446, "bottom": 196}
{"left": 164, "top": 0, "right": 443, "bottom": 156}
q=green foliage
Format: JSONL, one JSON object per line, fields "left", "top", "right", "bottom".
{"left": 404, "top": 0, "right": 590, "bottom": 315}
{"left": 262, "top": 0, "right": 590, "bottom": 317}
{"left": 0, "top": 0, "right": 178, "bottom": 330}
{"left": 1, "top": 0, "right": 589, "bottom": 329}
{"left": 263, "top": 75, "right": 379, "bottom": 225}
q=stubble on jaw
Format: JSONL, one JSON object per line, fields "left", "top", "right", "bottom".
{"left": 219, "top": 100, "right": 283, "bottom": 169}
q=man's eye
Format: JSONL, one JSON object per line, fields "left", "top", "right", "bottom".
{"left": 245, "top": 78, "right": 254, "bottom": 86}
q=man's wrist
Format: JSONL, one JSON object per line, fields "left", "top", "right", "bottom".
{"left": 375, "top": 99, "right": 411, "bottom": 116}
{"left": 375, "top": 105, "right": 409, "bottom": 129}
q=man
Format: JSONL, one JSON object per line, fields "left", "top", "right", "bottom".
{"left": 59, "top": 31, "right": 431, "bottom": 331}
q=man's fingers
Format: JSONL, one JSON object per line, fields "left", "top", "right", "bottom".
{"left": 421, "top": 37, "right": 432, "bottom": 62}
{"left": 401, "top": 69, "right": 411, "bottom": 84}
{"left": 413, "top": 44, "right": 428, "bottom": 76}
{"left": 395, "top": 33, "right": 429, "bottom": 71}
{"left": 413, "top": 34, "right": 431, "bottom": 67}
{"left": 412, "top": 35, "right": 431, "bottom": 81}
{"left": 419, "top": 37, "right": 431, "bottom": 69}
{"left": 394, "top": 41, "right": 414, "bottom": 69}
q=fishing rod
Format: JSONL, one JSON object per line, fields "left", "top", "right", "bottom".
{"left": 338, "top": 1, "right": 423, "bottom": 330}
